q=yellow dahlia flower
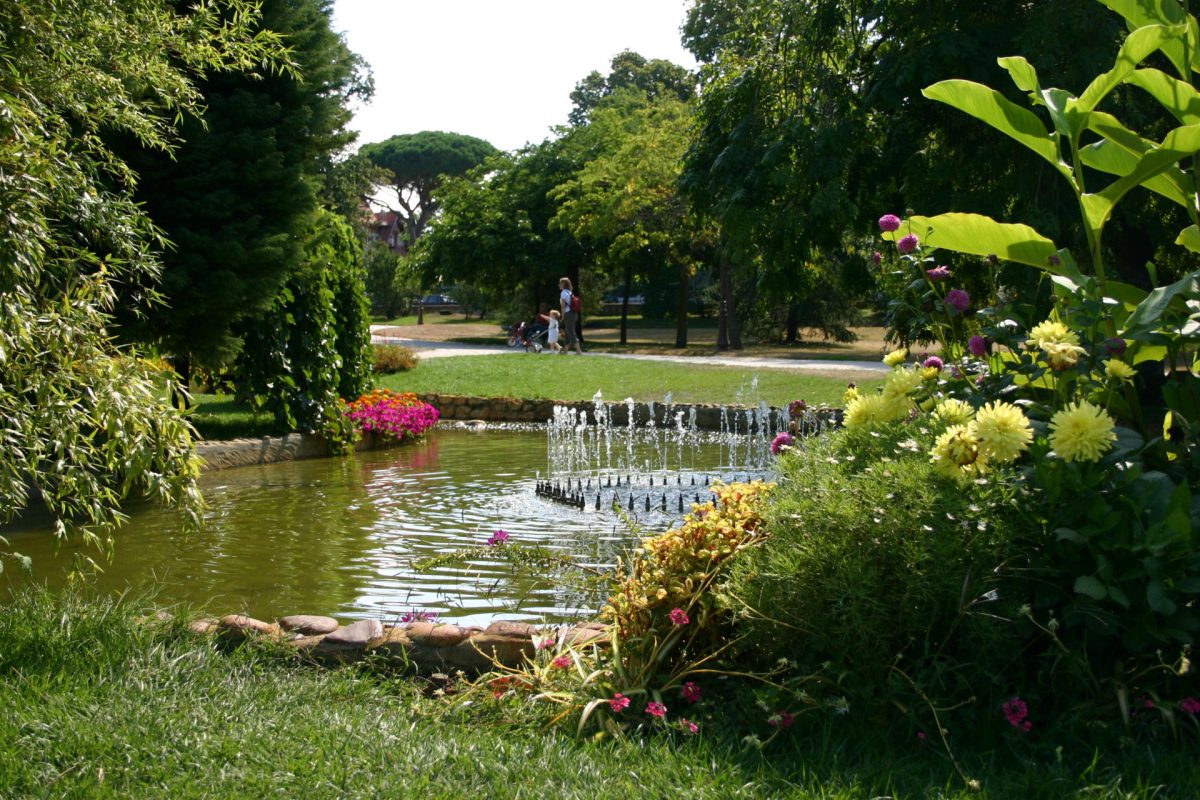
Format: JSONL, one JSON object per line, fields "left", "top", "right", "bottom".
{"left": 1043, "top": 341, "right": 1087, "bottom": 370}
{"left": 973, "top": 401, "right": 1032, "bottom": 463}
{"left": 1049, "top": 401, "right": 1117, "bottom": 462}
{"left": 930, "top": 424, "right": 988, "bottom": 481}
{"left": 882, "top": 367, "right": 923, "bottom": 401}
{"left": 845, "top": 394, "right": 904, "bottom": 429}
{"left": 843, "top": 385, "right": 861, "bottom": 405}
{"left": 1104, "top": 359, "right": 1135, "bottom": 381}
{"left": 933, "top": 398, "right": 975, "bottom": 427}
{"left": 1026, "top": 319, "right": 1079, "bottom": 350}
{"left": 883, "top": 348, "right": 908, "bottom": 367}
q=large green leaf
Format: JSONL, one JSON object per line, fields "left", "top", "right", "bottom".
{"left": 1126, "top": 68, "right": 1200, "bottom": 124}
{"left": 1176, "top": 224, "right": 1200, "bottom": 252}
{"left": 1076, "top": 25, "right": 1175, "bottom": 116}
{"left": 922, "top": 80, "right": 1069, "bottom": 178}
{"left": 1080, "top": 139, "right": 1192, "bottom": 208}
{"left": 1121, "top": 268, "right": 1200, "bottom": 337}
{"left": 1098, "top": 0, "right": 1192, "bottom": 75}
{"left": 998, "top": 56, "right": 1040, "bottom": 93}
{"left": 882, "top": 213, "right": 1066, "bottom": 271}
{"left": 1080, "top": 123, "right": 1200, "bottom": 231}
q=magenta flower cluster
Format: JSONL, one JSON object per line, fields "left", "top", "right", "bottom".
{"left": 487, "top": 529, "right": 510, "bottom": 546}
{"left": 926, "top": 265, "right": 951, "bottom": 281}
{"left": 346, "top": 392, "right": 439, "bottom": 441}
{"left": 1003, "top": 696, "right": 1032, "bottom": 732}
{"left": 944, "top": 288, "right": 970, "bottom": 313}
{"left": 669, "top": 607, "right": 690, "bottom": 625}
{"left": 771, "top": 431, "right": 795, "bottom": 455}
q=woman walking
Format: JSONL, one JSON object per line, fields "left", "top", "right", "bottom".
{"left": 558, "top": 277, "right": 583, "bottom": 355}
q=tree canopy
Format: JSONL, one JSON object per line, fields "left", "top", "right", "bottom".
{"left": 359, "top": 131, "right": 498, "bottom": 245}
{"left": 569, "top": 50, "right": 697, "bottom": 125}
{"left": 0, "top": 0, "right": 285, "bottom": 552}
{"left": 116, "top": 0, "right": 370, "bottom": 369}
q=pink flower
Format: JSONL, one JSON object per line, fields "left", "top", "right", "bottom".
{"left": 922, "top": 356, "right": 943, "bottom": 370}
{"left": 768, "top": 710, "right": 794, "bottom": 728}
{"left": 682, "top": 682, "right": 702, "bottom": 703}
{"left": 926, "top": 265, "right": 951, "bottom": 281}
{"left": 770, "top": 431, "right": 794, "bottom": 456}
{"left": 944, "top": 288, "right": 970, "bottom": 313}
{"left": 609, "top": 693, "right": 631, "bottom": 712}
{"left": 872, "top": 251, "right": 882, "bottom": 265}
{"left": 917, "top": 731, "right": 927, "bottom": 741}
{"left": 968, "top": 335, "right": 988, "bottom": 357}
{"left": 552, "top": 654, "right": 571, "bottom": 669}
{"left": 1003, "top": 697, "right": 1028, "bottom": 728}
{"left": 680, "top": 719, "right": 699, "bottom": 735}
{"left": 1180, "top": 697, "right": 1200, "bottom": 714}
{"left": 487, "top": 529, "right": 509, "bottom": 546}
{"left": 669, "top": 608, "right": 690, "bottom": 626}
{"left": 897, "top": 233, "right": 919, "bottom": 253}
{"left": 646, "top": 701, "right": 668, "bottom": 718}
{"left": 878, "top": 214, "right": 902, "bottom": 232}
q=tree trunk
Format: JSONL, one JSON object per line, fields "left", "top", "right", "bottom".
{"left": 717, "top": 250, "right": 730, "bottom": 352}
{"left": 675, "top": 261, "right": 689, "bottom": 349}
{"left": 722, "top": 258, "right": 741, "bottom": 350}
{"left": 620, "top": 264, "right": 632, "bottom": 345}
{"left": 785, "top": 304, "right": 799, "bottom": 344}
{"left": 172, "top": 354, "right": 192, "bottom": 410}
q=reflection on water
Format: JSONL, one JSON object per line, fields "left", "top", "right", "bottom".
{"left": 2, "top": 428, "right": 764, "bottom": 626}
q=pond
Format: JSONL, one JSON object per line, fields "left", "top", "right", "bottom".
{"left": 2, "top": 426, "right": 771, "bottom": 627}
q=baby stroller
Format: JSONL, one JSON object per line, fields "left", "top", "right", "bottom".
{"left": 506, "top": 320, "right": 547, "bottom": 353}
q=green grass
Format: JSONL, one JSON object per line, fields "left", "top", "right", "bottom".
{"left": 377, "top": 355, "right": 878, "bottom": 407}
{"left": 187, "top": 394, "right": 285, "bottom": 440}
{"left": 0, "top": 589, "right": 1194, "bottom": 799}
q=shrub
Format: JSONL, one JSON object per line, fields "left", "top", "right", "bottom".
{"left": 372, "top": 344, "right": 419, "bottom": 373}
{"left": 725, "top": 425, "right": 1028, "bottom": 707}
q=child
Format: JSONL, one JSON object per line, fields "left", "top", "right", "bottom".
{"left": 547, "top": 309, "right": 561, "bottom": 352}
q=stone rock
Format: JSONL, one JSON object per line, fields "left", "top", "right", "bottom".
{"left": 278, "top": 615, "right": 340, "bottom": 636}
{"left": 218, "top": 614, "right": 280, "bottom": 641}
{"left": 187, "top": 618, "right": 219, "bottom": 635}
{"left": 484, "top": 620, "right": 537, "bottom": 639}
{"left": 409, "top": 624, "right": 470, "bottom": 648}
{"left": 309, "top": 618, "right": 383, "bottom": 663}
{"left": 368, "top": 626, "right": 414, "bottom": 664}
{"left": 563, "top": 625, "right": 610, "bottom": 648}
{"left": 455, "top": 632, "right": 535, "bottom": 670}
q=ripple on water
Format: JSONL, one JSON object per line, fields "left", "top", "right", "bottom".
{"left": 2, "top": 428, "right": 765, "bottom": 626}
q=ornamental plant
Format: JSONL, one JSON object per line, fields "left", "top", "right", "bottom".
{"left": 345, "top": 389, "right": 439, "bottom": 442}
{"left": 861, "top": 0, "right": 1200, "bottom": 712}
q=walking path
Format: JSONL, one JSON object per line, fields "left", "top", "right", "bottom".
{"left": 370, "top": 326, "right": 889, "bottom": 375}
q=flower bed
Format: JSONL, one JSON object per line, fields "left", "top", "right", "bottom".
{"left": 346, "top": 389, "right": 439, "bottom": 441}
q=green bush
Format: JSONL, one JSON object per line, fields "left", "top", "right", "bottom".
{"left": 725, "top": 424, "right": 1028, "bottom": 705}
{"left": 372, "top": 344, "right": 419, "bottom": 373}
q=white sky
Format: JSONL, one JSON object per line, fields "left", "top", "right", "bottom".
{"left": 331, "top": 1, "right": 698, "bottom": 153}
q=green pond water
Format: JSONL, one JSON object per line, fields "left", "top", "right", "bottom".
{"left": 2, "top": 427, "right": 758, "bottom": 626}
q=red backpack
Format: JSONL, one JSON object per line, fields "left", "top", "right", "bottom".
{"left": 570, "top": 293, "right": 581, "bottom": 313}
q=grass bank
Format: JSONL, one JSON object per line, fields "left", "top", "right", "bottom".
{"left": 1, "top": 589, "right": 1194, "bottom": 799}
{"left": 378, "top": 355, "right": 878, "bottom": 407}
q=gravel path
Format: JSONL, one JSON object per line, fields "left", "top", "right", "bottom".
{"left": 370, "top": 327, "right": 888, "bottom": 375}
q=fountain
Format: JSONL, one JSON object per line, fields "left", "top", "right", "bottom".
{"left": 535, "top": 390, "right": 831, "bottom": 521}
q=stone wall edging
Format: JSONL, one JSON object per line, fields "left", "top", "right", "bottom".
{"left": 416, "top": 392, "right": 840, "bottom": 431}
{"left": 183, "top": 612, "right": 609, "bottom": 675}
{"left": 195, "top": 431, "right": 405, "bottom": 472}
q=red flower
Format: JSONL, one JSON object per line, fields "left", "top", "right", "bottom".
{"left": 609, "top": 693, "right": 631, "bottom": 712}
{"left": 646, "top": 701, "right": 668, "bottom": 718}
{"left": 668, "top": 608, "right": 690, "bottom": 626}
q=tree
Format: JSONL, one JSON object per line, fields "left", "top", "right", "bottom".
{"left": 569, "top": 50, "right": 698, "bottom": 125}
{"left": 116, "top": 0, "right": 371, "bottom": 378}
{"left": 0, "top": 0, "right": 284, "bottom": 552}
{"left": 359, "top": 131, "right": 498, "bottom": 245}
{"left": 235, "top": 211, "right": 372, "bottom": 436}
{"left": 552, "top": 95, "right": 712, "bottom": 346}
{"left": 413, "top": 139, "right": 587, "bottom": 317}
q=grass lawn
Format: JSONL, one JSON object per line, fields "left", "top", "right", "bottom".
{"left": 186, "top": 394, "right": 284, "bottom": 440}
{"left": 378, "top": 355, "right": 879, "bottom": 407}
{"left": 0, "top": 589, "right": 1194, "bottom": 800}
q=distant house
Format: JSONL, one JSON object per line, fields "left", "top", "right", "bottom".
{"left": 367, "top": 209, "right": 407, "bottom": 254}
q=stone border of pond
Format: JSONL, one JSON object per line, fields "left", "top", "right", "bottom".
{"left": 195, "top": 393, "right": 840, "bottom": 472}
{"left": 183, "top": 612, "right": 609, "bottom": 674}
